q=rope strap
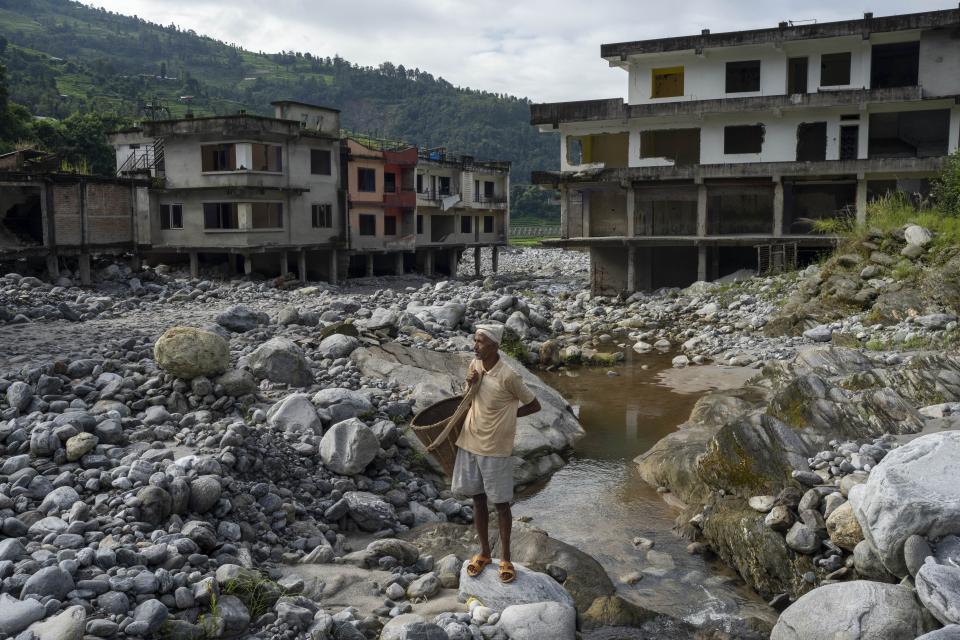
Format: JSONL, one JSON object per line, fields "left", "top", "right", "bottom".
{"left": 411, "top": 368, "right": 483, "bottom": 452}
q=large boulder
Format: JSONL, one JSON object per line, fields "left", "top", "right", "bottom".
{"left": 343, "top": 491, "right": 397, "bottom": 532}
{"left": 215, "top": 305, "right": 269, "bottom": 332}
{"left": 352, "top": 343, "right": 583, "bottom": 474}
{"left": 317, "top": 334, "right": 360, "bottom": 359}
{"left": 916, "top": 563, "right": 960, "bottom": 625}
{"left": 26, "top": 605, "right": 85, "bottom": 640}
{"left": 498, "top": 601, "right": 576, "bottom": 640}
{"left": 852, "top": 431, "right": 960, "bottom": 576}
{"left": 458, "top": 560, "right": 574, "bottom": 612}
{"left": 312, "top": 388, "right": 373, "bottom": 423}
{"left": 154, "top": 327, "right": 230, "bottom": 379}
{"left": 318, "top": 418, "right": 379, "bottom": 475}
{"left": 267, "top": 394, "right": 323, "bottom": 435}
{"left": 0, "top": 593, "right": 44, "bottom": 636}
{"left": 247, "top": 338, "right": 313, "bottom": 386}
{"left": 771, "top": 581, "right": 931, "bottom": 640}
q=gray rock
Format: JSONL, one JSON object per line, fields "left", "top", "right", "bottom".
{"left": 765, "top": 506, "right": 794, "bottom": 533}
{"left": 770, "top": 581, "right": 929, "bottom": 639}
{"left": 904, "top": 225, "right": 933, "bottom": 247}
{"left": 133, "top": 599, "right": 169, "bottom": 634}
{"left": 214, "top": 594, "right": 249, "bottom": 637}
{"left": 318, "top": 334, "right": 360, "bottom": 359}
{"left": 188, "top": 476, "right": 221, "bottom": 514}
{"left": 0, "top": 593, "right": 45, "bottom": 636}
{"left": 138, "top": 486, "right": 172, "bottom": 525}
{"left": 916, "top": 313, "right": 956, "bottom": 330}
{"left": 367, "top": 539, "right": 420, "bottom": 566}
{"left": 905, "top": 535, "right": 933, "bottom": 578}
{"left": 748, "top": 495, "right": 777, "bottom": 513}
{"left": 248, "top": 337, "right": 313, "bottom": 386}
{"left": 343, "top": 491, "right": 397, "bottom": 532}
{"left": 216, "top": 305, "right": 269, "bottom": 332}
{"left": 915, "top": 626, "right": 960, "bottom": 639}
{"left": 182, "top": 520, "right": 218, "bottom": 552}
{"left": 397, "top": 622, "right": 448, "bottom": 640}
{"left": 436, "top": 554, "right": 462, "bottom": 589}
{"left": 916, "top": 563, "right": 960, "bottom": 625}
{"left": 312, "top": 388, "right": 373, "bottom": 423}
{"left": 853, "top": 539, "right": 892, "bottom": 581}
{"left": 6, "top": 381, "right": 33, "bottom": 411}
{"left": 0, "top": 538, "right": 26, "bottom": 562}
{"left": 935, "top": 535, "right": 960, "bottom": 567}
{"left": 97, "top": 591, "right": 129, "bottom": 615}
{"left": 39, "top": 486, "right": 80, "bottom": 514}
{"left": 362, "top": 307, "right": 398, "bottom": 331}
{"left": 276, "top": 601, "right": 312, "bottom": 631}
{"left": 319, "top": 418, "right": 379, "bottom": 475}
{"left": 27, "top": 605, "right": 85, "bottom": 640}
{"left": 406, "top": 572, "right": 440, "bottom": 599}
{"left": 498, "top": 601, "right": 576, "bottom": 640}
{"left": 65, "top": 432, "right": 97, "bottom": 460}
{"left": 785, "top": 522, "right": 819, "bottom": 554}
{"left": 803, "top": 325, "right": 833, "bottom": 343}
{"left": 215, "top": 369, "right": 258, "bottom": 397}
{"left": 21, "top": 565, "right": 74, "bottom": 600}
{"left": 853, "top": 431, "right": 960, "bottom": 576}
{"left": 458, "top": 560, "right": 574, "bottom": 612}
{"left": 267, "top": 394, "right": 323, "bottom": 435}
{"left": 380, "top": 615, "right": 428, "bottom": 640}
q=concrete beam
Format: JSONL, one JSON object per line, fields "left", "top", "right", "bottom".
{"left": 78, "top": 254, "right": 91, "bottom": 285}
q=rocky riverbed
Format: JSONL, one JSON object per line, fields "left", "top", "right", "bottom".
{"left": 2, "top": 234, "right": 960, "bottom": 639}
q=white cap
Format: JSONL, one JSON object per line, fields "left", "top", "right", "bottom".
{"left": 475, "top": 323, "right": 504, "bottom": 345}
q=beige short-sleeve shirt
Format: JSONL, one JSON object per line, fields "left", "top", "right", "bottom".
{"left": 455, "top": 357, "right": 536, "bottom": 457}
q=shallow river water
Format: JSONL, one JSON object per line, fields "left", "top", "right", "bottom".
{"left": 515, "top": 349, "right": 776, "bottom": 632}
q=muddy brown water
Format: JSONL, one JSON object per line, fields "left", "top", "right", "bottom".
{"left": 517, "top": 349, "right": 776, "bottom": 632}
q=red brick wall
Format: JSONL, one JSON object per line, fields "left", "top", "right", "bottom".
{"left": 53, "top": 181, "right": 134, "bottom": 247}
{"left": 53, "top": 183, "right": 82, "bottom": 245}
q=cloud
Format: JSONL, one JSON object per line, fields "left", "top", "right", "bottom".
{"left": 83, "top": 0, "right": 950, "bottom": 102}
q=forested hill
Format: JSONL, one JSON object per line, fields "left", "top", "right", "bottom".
{"left": 0, "top": 0, "right": 559, "bottom": 182}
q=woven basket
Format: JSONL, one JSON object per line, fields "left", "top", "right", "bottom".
{"left": 410, "top": 395, "right": 467, "bottom": 477}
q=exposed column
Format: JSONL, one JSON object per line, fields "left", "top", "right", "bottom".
{"left": 627, "top": 245, "right": 636, "bottom": 292}
{"left": 243, "top": 255, "right": 253, "bottom": 276}
{"left": 298, "top": 250, "right": 308, "bottom": 281}
{"left": 491, "top": 245, "right": 499, "bottom": 273}
{"left": 949, "top": 107, "right": 960, "bottom": 154}
{"left": 279, "top": 251, "right": 288, "bottom": 278}
{"left": 773, "top": 179, "right": 784, "bottom": 238}
{"left": 474, "top": 246, "right": 482, "bottom": 277}
{"left": 328, "top": 249, "right": 338, "bottom": 284}
{"left": 395, "top": 252, "right": 404, "bottom": 276}
{"left": 46, "top": 255, "right": 59, "bottom": 279}
{"left": 697, "top": 245, "right": 707, "bottom": 282}
{"left": 449, "top": 248, "right": 459, "bottom": 276}
{"left": 78, "top": 253, "right": 91, "bottom": 285}
{"left": 855, "top": 177, "right": 868, "bottom": 226}
{"left": 226, "top": 254, "right": 236, "bottom": 276}
{"left": 710, "top": 247, "right": 720, "bottom": 281}
{"left": 625, "top": 186, "right": 635, "bottom": 238}
{"left": 129, "top": 254, "right": 141, "bottom": 272}
{"left": 696, "top": 183, "right": 707, "bottom": 237}
{"left": 365, "top": 254, "right": 374, "bottom": 278}
{"left": 189, "top": 252, "right": 199, "bottom": 278}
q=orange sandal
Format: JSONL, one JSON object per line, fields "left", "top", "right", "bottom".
{"left": 499, "top": 560, "right": 516, "bottom": 584}
{"left": 466, "top": 554, "right": 492, "bottom": 577}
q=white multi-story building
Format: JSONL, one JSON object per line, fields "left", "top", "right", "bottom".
{"left": 532, "top": 7, "right": 960, "bottom": 294}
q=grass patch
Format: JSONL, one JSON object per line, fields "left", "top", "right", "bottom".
{"left": 508, "top": 237, "right": 547, "bottom": 247}
{"left": 500, "top": 333, "right": 530, "bottom": 361}
{"left": 222, "top": 573, "right": 279, "bottom": 619}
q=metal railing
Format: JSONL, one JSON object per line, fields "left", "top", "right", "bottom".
{"left": 510, "top": 225, "right": 561, "bottom": 238}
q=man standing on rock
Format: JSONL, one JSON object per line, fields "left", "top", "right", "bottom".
{"left": 453, "top": 323, "right": 541, "bottom": 584}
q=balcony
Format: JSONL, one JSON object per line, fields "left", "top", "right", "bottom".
{"left": 383, "top": 189, "right": 416, "bottom": 208}
{"left": 472, "top": 195, "right": 508, "bottom": 210}
{"left": 417, "top": 190, "right": 461, "bottom": 207}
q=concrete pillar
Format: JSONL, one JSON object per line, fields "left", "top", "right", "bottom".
{"left": 492, "top": 245, "right": 499, "bottom": 273}
{"left": 243, "top": 255, "right": 253, "bottom": 276}
{"left": 395, "top": 252, "right": 404, "bottom": 276}
{"left": 697, "top": 245, "right": 707, "bottom": 282}
{"left": 449, "top": 249, "right": 459, "bottom": 276}
{"left": 189, "top": 252, "right": 199, "bottom": 278}
{"left": 425, "top": 249, "right": 435, "bottom": 277}
{"left": 78, "top": 253, "right": 91, "bottom": 285}
{"left": 129, "top": 254, "right": 141, "bottom": 271}
{"left": 627, "top": 245, "right": 636, "bottom": 292}
{"left": 280, "top": 251, "right": 288, "bottom": 278}
{"left": 474, "top": 246, "right": 482, "bottom": 276}
{"left": 625, "top": 186, "right": 635, "bottom": 238}
{"left": 226, "top": 254, "right": 236, "bottom": 275}
{"left": 298, "top": 250, "right": 307, "bottom": 281}
{"left": 46, "top": 255, "right": 59, "bottom": 279}
{"left": 696, "top": 184, "right": 707, "bottom": 237}
{"left": 773, "top": 180, "right": 784, "bottom": 238}
{"left": 855, "top": 178, "right": 868, "bottom": 226}
{"left": 328, "top": 249, "right": 338, "bottom": 284}
{"left": 365, "top": 254, "right": 374, "bottom": 278}
{"left": 710, "top": 247, "right": 720, "bottom": 281}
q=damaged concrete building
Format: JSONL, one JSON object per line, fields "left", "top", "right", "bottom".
{"left": 531, "top": 7, "right": 960, "bottom": 294}
{"left": 0, "top": 150, "right": 148, "bottom": 283}
{"left": 109, "top": 101, "right": 344, "bottom": 281}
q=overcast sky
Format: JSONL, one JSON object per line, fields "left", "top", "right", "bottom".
{"left": 83, "top": 0, "right": 949, "bottom": 102}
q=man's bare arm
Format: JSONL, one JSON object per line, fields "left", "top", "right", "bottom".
{"left": 517, "top": 398, "right": 541, "bottom": 418}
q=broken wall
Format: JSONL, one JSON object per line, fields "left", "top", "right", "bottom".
{"left": 706, "top": 183, "right": 774, "bottom": 235}
{"left": 0, "top": 186, "right": 43, "bottom": 248}
{"left": 634, "top": 185, "right": 697, "bottom": 236}
{"left": 590, "top": 246, "right": 628, "bottom": 295}
{"left": 588, "top": 188, "right": 627, "bottom": 237}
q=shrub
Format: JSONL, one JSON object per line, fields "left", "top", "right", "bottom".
{"left": 932, "top": 149, "right": 960, "bottom": 216}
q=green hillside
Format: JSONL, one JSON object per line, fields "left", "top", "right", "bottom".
{"left": 0, "top": 0, "right": 560, "bottom": 185}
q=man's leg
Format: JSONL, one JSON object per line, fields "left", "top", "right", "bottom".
{"left": 474, "top": 493, "right": 491, "bottom": 557}
{"left": 495, "top": 503, "right": 512, "bottom": 562}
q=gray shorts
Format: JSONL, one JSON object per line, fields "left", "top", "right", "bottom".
{"left": 451, "top": 448, "right": 515, "bottom": 505}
